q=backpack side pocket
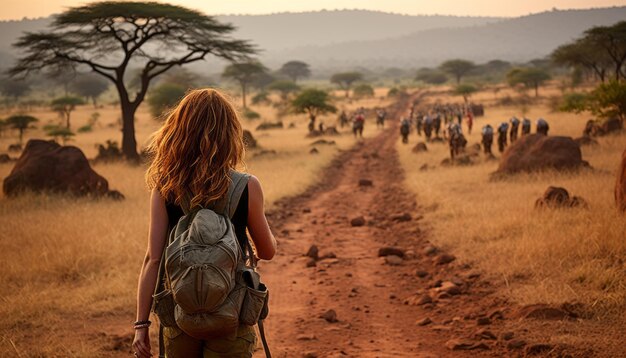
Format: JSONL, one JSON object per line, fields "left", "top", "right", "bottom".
{"left": 153, "top": 289, "right": 177, "bottom": 327}
{"left": 240, "top": 283, "right": 268, "bottom": 326}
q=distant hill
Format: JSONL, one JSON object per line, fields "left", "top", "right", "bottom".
{"left": 272, "top": 7, "right": 626, "bottom": 69}
{"left": 0, "top": 7, "right": 624, "bottom": 73}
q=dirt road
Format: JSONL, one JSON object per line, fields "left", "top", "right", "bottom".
{"left": 259, "top": 100, "right": 512, "bottom": 357}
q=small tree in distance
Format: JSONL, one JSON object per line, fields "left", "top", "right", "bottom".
{"left": 267, "top": 80, "right": 301, "bottom": 102}
{"left": 147, "top": 83, "right": 187, "bottom": 118}
{"left": 5, "top": 115, "right": 38, "bottom": 145}
{"left": 222, "top": 61, "right": 267, "bottom": 109}
{"left": 330, "top": 72, "right": 363, "bottom": 98}
{"left": 292, "top": 89, "right": 337, "bottom": 131}
{"left": 51, "top": 96, "right": 85, "bottom": 129}
{"left": 70, "top": 73, "right": 109, "bottom": 107}
{"left": 279, "top": 61, "right": 311, "bottom": 83}
{"left": 507, "top": 68, "right": 552, "bottom": 97}
{"left": 453, "top": 84, "right": 477, "bottom": 104}
{"left": 353, "top": 84, "right": 375, "bottom": 99}
{"left": 439, "top": 59, "right": 475, "bottom": 84}
{"left": 0, "top": 78, "right": 31, "bottom": 102}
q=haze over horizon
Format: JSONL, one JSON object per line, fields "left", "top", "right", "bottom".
{"left": 3, "top": 0, "right": 626, "bottom": 20}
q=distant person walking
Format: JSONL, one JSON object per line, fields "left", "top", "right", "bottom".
{"left": 400, "top": 117, "right": 411, "bottom": 144}
{"left": 466, "top": 110, "right": 474, "bottom": 134}
{"left": 448, "top": 123, "right": 465, "bottom": 160}
{"left": 424, "top": 114, "right": 433, "bottom": 141}
{"left": 376, "top": 109, "right": 387, "bottom": 129}
{"left": 339, "top": 111, "right": 348, "bottom": 128}
{"left": 509, "top": 117, "right": 520, "bottom": 142}
{"left": 416, "top": 115, "right": 423, "bottom": 136}
{"left": 433, "top": 113, "right": 442, "bottom": 138}
{"left": 497, "top": 122, "right": 509, "bottom": 153}
{"left": 521, "top": 118, "right": 531, "bottom": 136}
{"left": 353, "top": 112, "right": 365, "bottom": 138}
{"left": 481, "top": 124, "right": 494, "bottom": 155}
{"left": 536, "top": 118, "right": 549, "bottom": 135}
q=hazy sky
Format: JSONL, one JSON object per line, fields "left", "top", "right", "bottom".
{"left": 3, "top": 0, "right": 626, "bottom": 20}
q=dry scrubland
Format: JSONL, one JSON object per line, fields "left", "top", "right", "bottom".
{"left": 399, "top": 84, "right": 626, "bottom": 315}
{"left": 0, "top": 90, "right": 392, "bottom": 356}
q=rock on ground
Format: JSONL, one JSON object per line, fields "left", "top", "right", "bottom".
{"left": 496, "top": 134, "right": 587, "bottom": 174}
{"left": 3, "top": 139, "right": 122, "bottom": 199}
{"left": 534, "top": 186, "right": 588, "bottom": 209}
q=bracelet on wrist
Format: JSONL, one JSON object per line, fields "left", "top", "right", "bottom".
{"left": 133, "top": 320, "right": 151, "bottom": 329}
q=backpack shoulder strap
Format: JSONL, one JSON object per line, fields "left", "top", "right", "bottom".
{"left": 222, "top": 170, "right": 251, "bottom": 219}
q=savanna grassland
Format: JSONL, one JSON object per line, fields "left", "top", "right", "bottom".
{"left": 0, "top": 89, "right": 393, "bottom": 357}
{"left": 399, "top": 84, "right": 626, "bottom": 316}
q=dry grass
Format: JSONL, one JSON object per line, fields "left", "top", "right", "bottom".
{"left": 0, "top": 89, "right": 390, "bottom": 356}
{"left": 398, "top": 85, "right": 626, "bottom": 314}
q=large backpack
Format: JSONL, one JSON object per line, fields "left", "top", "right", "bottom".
{"left": 152, "top": 171, "right": 271, "bottom": 355}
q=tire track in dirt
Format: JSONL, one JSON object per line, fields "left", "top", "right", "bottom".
{"left": 258, "top": 95, "right": 508, "bottom": 357}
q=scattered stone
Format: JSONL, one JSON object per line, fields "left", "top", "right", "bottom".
{"left": 306, "top": 258, "right": 317, "bottom": 268}
{"left": 319, "top": 252, "right": 337, "bottom": 260}
{"left": 310, "top": 139, "right": 336, "bottom": 146}
{"left": 303, "top": 352, "right": 318, "bottom": 358}
{"left": 416, "top": 317, "right": 432, "bottom": 326}
{"left": 391, "top": 213, "right": 412, "bottom": 222}
{"left": 321, "top": 309, "right": 338, "bottom": 323}
{"left": 439, "top": 281, "right": 461, "bottom": 296}
{"left": 535, "top": 186, "right": 588, "bottom": 209}
{"left": 476, "top": 317, "right": 491, "bottom": 326}
{"left": 305, "top": 245, "right": 319, "bottom": 260}
{"left": 385, "top": 255, "right": 403, "bottom": 266}
{"left": 310, "top": 147, "right": 319, "bottom": 154}
{"left": 436, "top": 254, "right": 456, "bottom": 265}
{"left": 419, "top": 164, "right": 429, "bottom": 171}
{"left": 501, "top": 332, "right": 515, "bottom": 341}
{"left": 445, "top": 339, "right": 490, "bottom": 351}
{"left": 412, "top": 142, "right": 428, "bottom": 153}
{"left": 302, "top": 207, "right": 312, "bottom": 213}
{"left": 296, "top": 334, "right": 317, "bottom": 341}
{"left": 423, "top": 245, "right": 438, "bottom": 256}
{"left": 507, "top": 340, "right": 527, "bottom": 350}
{"left": 350, "top": 216, "right": 366, "bottom": 227}
{"left": 517, "top": 304, "right": 575, "bottom": 320}
{"left": 404, "top": 294, "right": 432, "bottom": 306}
{"left": 358, "top": 179, "right": 373, "bottom": 187}
{"left": 378, "top": 246, "right": 405, "bottom": 258}
{"left": 488, "top": 310, "right": 504, "bottom": 320}
{"left": 474, "top": 329, "right": 497, "bottom": 340}
{"left": 525, "top": 343, "right": 554, "bottom": 356}
{"left": 415, "top": 270, "right": 429, "bottom": 278}
{"left": 242, "top": 130, "right": 257, "bottom": 148}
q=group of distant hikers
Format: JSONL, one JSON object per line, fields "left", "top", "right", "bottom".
{"left": 400, "top": 102, "right": 551, "bottom": 160}
{"left": 338, "top": 107, "right": 386, "bottom": 138}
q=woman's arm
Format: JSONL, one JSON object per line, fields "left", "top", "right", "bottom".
{"left": 133, "top": 189, "right": 169, "bottom": 357}
{"left": 247, "top": 175, "right": 277, "bottom": 260}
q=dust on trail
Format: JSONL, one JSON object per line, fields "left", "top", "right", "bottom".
{"left": 259, "top": 97, "right": 506, "bottom": 357}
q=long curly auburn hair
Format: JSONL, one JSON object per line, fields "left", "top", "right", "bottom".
{"left": 145, "top": 88, "right": 245, "bottom": 208}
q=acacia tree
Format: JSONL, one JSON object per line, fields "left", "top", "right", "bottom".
{"left": 352, "top": 84, "right": 375, "bottom": 99}
{"left": 267, "top": 80, "right": 300, "bottom": 102}
{"left": 51, "top": 96, "right": 85, "bottom": 129}
{"left": 9, "top": 1, "right": 254, "bottom": 161}
{"left": 330, "top": 72, "right": 363, "bottom": 98}
{"left": 439, "top": 59, "right": 475, "bottom": 84}
{"left": 222, "top": 61, "right": 267, "bottom": 109}
{"left": 585, "top": 22, "right": 626, "bottom": 81}
{"left": 507, "top": 68, "right": 551, "bottom": 97}
{"left": 552, "top": 38, "right": 611, "bottom": 82}
{"left": 291, "top": 89, "right": 337, "bottom": 131}
{"left": 279, "top": 61, "right": 311, "bottom": 83}
{"left": 6, "top": 115, "right": 38, "bottom": 145}
{"left": 70, "top": 73, "right": 109, "bottom": 106}
{"left": 453, "top": 84, "right": 477, "bottom": 104}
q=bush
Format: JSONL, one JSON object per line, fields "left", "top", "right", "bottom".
{"left": 147, "top": 83, "right": 186, "bottom": 118}
{"left": 77, "top": 124, "right": 93, "bottom": 133}
{"left": 243, "top": 109, "right": 260, "bottom": 120}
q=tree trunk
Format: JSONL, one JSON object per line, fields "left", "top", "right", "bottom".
{"left": 534, "top": 84, "right": 539, "bottom": 98}
{"left": 66, "top": 112, "right": 71, "bottom": 129}
{"left": 345, "top": 88, "right": 350, "bottom": 98}
{"left": 241, "top": 82, "right": 247, "bottom": 109}
{"left": 121, "top": 102, "right": 139, "bottom": 162}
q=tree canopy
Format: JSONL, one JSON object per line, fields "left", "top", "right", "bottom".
{"left": 453, "top": 84, "right": 477, "bottom": 103}
{"left": 6, "top": 115, "right": 38, "bottom": 144}
{"left": 222, "top": 61, "right": 267, "bottom": 108}
{"left": 439, "top": 59, "right": 475, "bottom": 84}
{"left": 279, "top": 61, "right": 311, "bottom": 82}
{"left": 147, "top": 83, "right": 187, "bottom": 118}
{"left": 507, "top": 68, "right": 552, "bottom": 97}
{"left": 9, "top": 1, "right": 255, "bottom": 160}
{"left": 292, "top": 89, "right": 337, "bottom": 120}
{"left": 330, "top": 72, "right": 363, "bottom": 97}
{"left": 70, "top": 73, "right": 109, "bottom": 106}
{"left": 415, "top": 68, "right": 448, "bottom": 85}
{"left": 352, "top": 83, "right": 375, "bottom": 99}
{"left": 267, "top": 80, "right": 300, "bottom": 101}
{"left": 51, "top": 96, "right": 85, "bottom": 130}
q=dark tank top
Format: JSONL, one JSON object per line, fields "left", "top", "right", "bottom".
{"left": 165, "top": 186, "right": 249, "bottom": 249}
